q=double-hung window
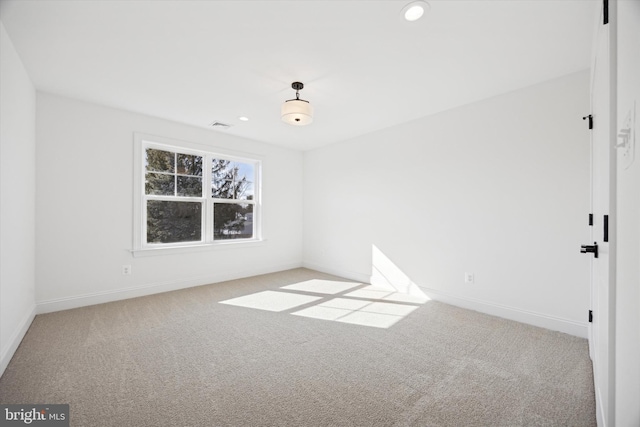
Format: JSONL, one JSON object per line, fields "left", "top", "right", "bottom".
{"left": 134, "top": 134, "right": 261, "bottom": 252}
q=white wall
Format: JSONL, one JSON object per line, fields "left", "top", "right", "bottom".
{"left": 35, "top": 93, "right": 303, "bottom": 311}
{"left": 615, "top": 1, "right": 640, "bottom": 424}
{"left": 0, "top": 22, "right": 37, "bottom": 374}
{"left": 303, "top": 71, "right": 591, "bottom": 337}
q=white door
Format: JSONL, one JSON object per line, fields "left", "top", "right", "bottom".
{"left": 587, "top": 1, "right": 616, "bottom": 426}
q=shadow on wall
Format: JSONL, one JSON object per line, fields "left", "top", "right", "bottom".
{"left": 219, "top": 245, "right": 429, "bottom": 329}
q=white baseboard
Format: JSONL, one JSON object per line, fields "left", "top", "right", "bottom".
{"left": 417, "top": 287, "right": 588, "bottom": 338}
{"left": 302, "top": 261, "right": 371, "bottom": 284}
{"left": 37, "top": 262, "right": 303, "bottom": 314}
{"left": 1, "top": 304, "right": 36, "bottom": 378}
{"left": 302, "top": 262, "right": 588, "bottom": 338}
{"left": 595, "top": 374, "right": 606, "bottom": 427}
{"left": 33, "top": 260, "right": 588, "bottom": 338}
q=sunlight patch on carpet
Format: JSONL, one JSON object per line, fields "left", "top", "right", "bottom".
{"left": 292, "top": 298, "right": 420, "bottom": 328}
{"left": 281, "top": 279, "right": 361, "bottom": 295}
{"left": 219, "top": 290, "right": 322, "bottom": 312}
{"left": 344, "top": 287, "right": 429, "bottom": 304}
{"left": 219, "top": 280, "right": 425, "bottom": 329}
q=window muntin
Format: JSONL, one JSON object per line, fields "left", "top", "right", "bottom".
{"left": 138, "top": 139, "right": 260, "bottom": 249}
{"left": 145, "top": 148, "right": 203, "bottom": 198}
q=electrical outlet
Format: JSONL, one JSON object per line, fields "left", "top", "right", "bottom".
{"left": 122, "top": 265, "right": 132, "bottom": 275}
{"left": 464, "top": 272, "right": 474, "bottom": 284}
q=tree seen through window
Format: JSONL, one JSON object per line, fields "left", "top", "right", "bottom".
{"left": 143, "top": 146, "right": 257, "bottom": 245}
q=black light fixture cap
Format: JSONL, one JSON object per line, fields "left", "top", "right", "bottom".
{"left": 291, "top": 82, "right": 304, "bottom": 91}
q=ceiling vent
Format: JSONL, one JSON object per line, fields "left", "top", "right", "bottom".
{"left": 209, "top": 121, "right": 232, "bottom": 130}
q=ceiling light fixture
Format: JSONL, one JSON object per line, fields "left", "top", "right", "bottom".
{"left": 402, "top": 0, "right": 429, "bottom": 22}
{"left": 281, "top": 82, "right": 313, "bottom": 126}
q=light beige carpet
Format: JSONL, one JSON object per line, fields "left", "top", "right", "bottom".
{"left": 0, "top": 268, "right": 595, "bottom": 426}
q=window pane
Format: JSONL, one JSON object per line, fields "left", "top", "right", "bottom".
{"left": 211, "top": 177, "right": 229, "bottom": 199}
{"left": 146, "top": 148, "right": 174, "bottom": 173}
{"left": 238, "top": 182, "right": 254, "bottom": 200}
{"left": 211, "top": 159, "right": 254, "bottom": 200}
{"left": 146, "top": 173, "right": 174, "bottom": 195}
{"left": 177, "top": 153, "right": 203, "bottom": 176}
{"left": 234, "top": 162, "right": 255, "bottom": 182}
{"left": 147, "top": 201, "right": 202, "bottom": 244}
{"left": 214, "top": 203, "right": 253, "bottom": 240}
{"left": 177, "top": 176, "right": 202, "bottom": 197}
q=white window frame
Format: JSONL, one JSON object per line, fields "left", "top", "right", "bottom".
{"left": 133, "top": 133, "right": 262, "bottom": 256}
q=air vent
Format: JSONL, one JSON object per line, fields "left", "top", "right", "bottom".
{"left": 209, "top": 121, "right": 232, "bottom": 130}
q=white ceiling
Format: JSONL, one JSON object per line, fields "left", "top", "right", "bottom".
{"left": 0, "top": 0, "right": 596, "bottom": 151}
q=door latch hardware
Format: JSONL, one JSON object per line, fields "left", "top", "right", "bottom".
{"left": 580, "top": 242, "right": 599, "bottom": 258}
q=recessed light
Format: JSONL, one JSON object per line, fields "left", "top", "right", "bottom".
{"left": 402, "top": 1, "right": 429, "bottom": 22}
{"left": 238, "top": 116, "right": 249, "bottom": 122}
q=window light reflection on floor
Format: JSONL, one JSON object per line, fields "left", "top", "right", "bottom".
{"left": 280, "top": 279, "right": 359, "bottom": 295}
{"left": 220, "top": 245, "right": 431, "bottom": 329}
{"left": 220, "top": 279, "right": 428, "bottom": 329}
{"left": 219, "top": 290, "right": 322, "bottom": 312}
{"left": 292, "top": 296, "right": 420, "bottom": 328}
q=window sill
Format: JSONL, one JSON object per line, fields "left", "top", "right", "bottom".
{"left": 131, "top": 239, "right": 266, "bottom": 258}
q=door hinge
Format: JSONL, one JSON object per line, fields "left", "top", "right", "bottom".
{"left": 604, "top": 215, "right": 609, "bottom": 242}
{"left": 589, "top": 310, "right": 593, "bottom": 323}
{"left": 603, "top": 0, "right": 609, "bottom": 25}
{"left": 589, "top": 213, "right": 593, "bottom": 226}
{"left": 583, "top": 114, "right": 593, "bottom": 129}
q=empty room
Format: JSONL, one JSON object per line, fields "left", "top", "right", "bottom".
{"left": 1, "top": 1, "right": 638, "bottom": 426}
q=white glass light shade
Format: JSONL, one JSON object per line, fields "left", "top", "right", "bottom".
{"left": 402, "top": 1, "right": 429, "bottom": 22}
{"left": 281, "top": 99, "right": 313, "bottom": 126}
